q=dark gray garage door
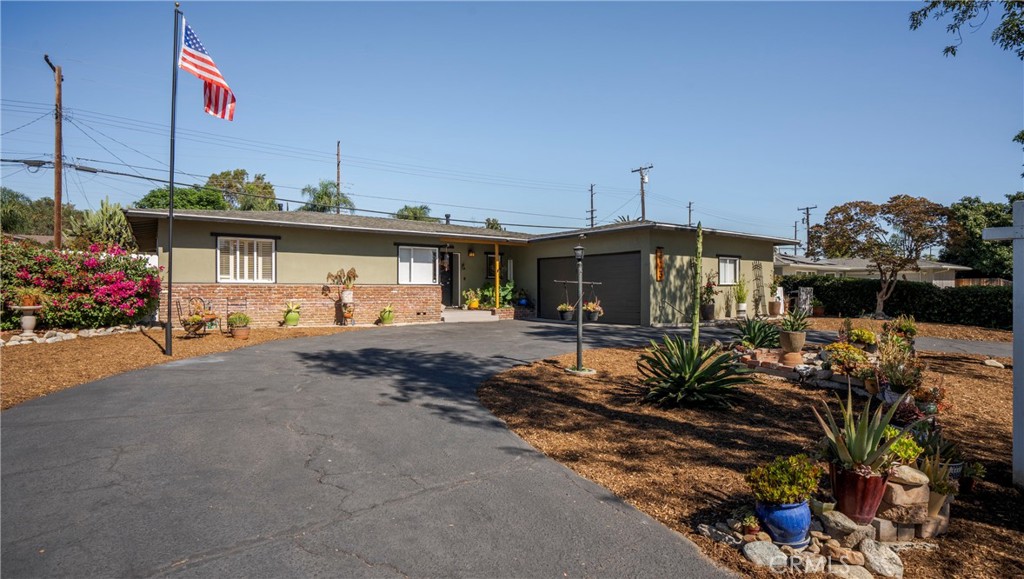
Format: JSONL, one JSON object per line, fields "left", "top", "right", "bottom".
{"left": 537, "top": 251, "right": 641, "bottom": 325}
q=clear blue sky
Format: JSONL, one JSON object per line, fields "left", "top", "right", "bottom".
{"left": 2, "top": 1, "right": 1021, "bottom": 239}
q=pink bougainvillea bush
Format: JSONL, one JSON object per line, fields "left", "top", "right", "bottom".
{"left": 1, "top": 237, "right": 162, "bottom": 330}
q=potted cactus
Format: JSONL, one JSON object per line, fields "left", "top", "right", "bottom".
{"left": 779, "top": 308, "right": 809, "bottom": 358}
{"left": 378, "top": 304, "right": 394, "bottom": 325}
{"left": 283, "top": 301, "right": 301, "bottom": 326}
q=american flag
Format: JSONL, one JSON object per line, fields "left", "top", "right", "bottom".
{"left": 178, "top": 19, "right": 236, "bottom": 121}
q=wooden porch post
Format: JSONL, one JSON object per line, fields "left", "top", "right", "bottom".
{"left": 494, "top": 242, "right": 500, "bottom": 311}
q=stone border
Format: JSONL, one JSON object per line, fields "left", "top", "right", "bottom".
{"left": 1, "top": 325, "right": 144, "bottom": 347}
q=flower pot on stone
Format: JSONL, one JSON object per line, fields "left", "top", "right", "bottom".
{"left": 829, "top": 463, "right": 888, "bottom": 525}
{"left": 699, "top": 303, "right": 715, "bottom": 321}
{"left": 755, "top": 501, "right": 812, "bottom": 549}
{"left": 736, "top": 303, "right": 748, "bottom": 319}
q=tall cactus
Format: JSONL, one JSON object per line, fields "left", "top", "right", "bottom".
{"left": 692, "top": 222, "right": 702, "bottom": 350}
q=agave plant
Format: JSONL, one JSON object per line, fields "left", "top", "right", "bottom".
{"left": 734, "top": 316, "right": 780, "bottom": 349}
{"left": 812, "top": 387, "right": 918, "bottom": 475}
{"left": 637, "top": 335, "right": 754, "bottom": 408}
{"left": 780, "top": 308, "right": 810, "bottom": 332}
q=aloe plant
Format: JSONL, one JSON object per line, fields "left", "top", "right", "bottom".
{"left": 638, "top": 335, "right": 754, "bottom": 408}
{"left": 734, "top": 316, "right": 780, "bottom": 349}
{"left": 812, "top": 386, "right": 918, "bottom": 474}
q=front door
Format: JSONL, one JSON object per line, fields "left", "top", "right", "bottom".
{"left": 439, "top": 252, "right": 461, "bottom": 307}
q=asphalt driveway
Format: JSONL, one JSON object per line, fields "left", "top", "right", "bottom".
{"left": 2, "top": 321, "right": 738, "bottom": 578}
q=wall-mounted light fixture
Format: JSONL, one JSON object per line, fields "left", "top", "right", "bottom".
{"left": 655, "top": 247, "right": 665, "bottom": 282}
{"left": 468, "top": 247, "right": 476, "bottom": 257}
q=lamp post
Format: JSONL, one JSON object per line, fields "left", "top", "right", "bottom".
{"left": 574, "top": 244, "right": 584, "bottom": 371}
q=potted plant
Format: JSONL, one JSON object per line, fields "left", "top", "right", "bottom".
{"left": 324, "top": 267, "right": 358, "bottom": 303}
{"left": 849, "top": 328, "right": 878, "bottom": 353}
{"left": 700, "top": 273, "right": 718, "bottom": 321}
{"left": 823, "top": 342, "right": 868, "bottom": 378}
{"left": 877, "top": 337, "right": 924, "bottom": 395}
{"left": 856, "top": 366, "right": 880, "bottom": 394}
{"left": 813, "top": 387, "right": 917, "bottom": 525}
{"left": 779, "top": 308, "right": 809, "bottom": 357}
{"left": 283, "top": 301, "right": 301, "bottom": 326}
{"left": 882, "top": 315, "right": 918, "bottom": 341}
{"left": 14, "top": 286, "right": 46, "bottom": 307}
{"left": 888, "top": 399, "right": 926, "bottom": 428}
{"left": 733, "top": 276, "right": 748, "bottom": 319}
{"left": 557, "top": 302, "right": 574, "bottom": 321}
{"left": 740, "top": 514, "right": 761, "bottom": 535}
{"left": 342, "top": 303, "right": 355, "bottom": 325}
{"left": 811, "top": 297, "right": 825, "bottom": 317}
{"left": 463, "top": 288, "right": 480, "bottom": 310}
{"left": 918, "top": 429, "right": 964, "bottom": 479}
{"left": 960, "top": 462, "right": 986, "bottom": 494}
{"left": 919, "top": 452, "right": 958, "bottom": 516}
{"left": 378, "top": 304, "right": 394, "bottom": 325}
{"left": 768, "top": 276, "right": 782, "bottom": 316}
{"left": 746, "top": 454, "right": 822, "bottom": 548}
{"left": 583, "top": 300, "right": 603, "bottom": 322}
{"left": 226, "top": 312, "right": 252, "bottom": 340}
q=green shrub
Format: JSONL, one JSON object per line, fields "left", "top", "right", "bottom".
{"left": 226, "top": 312, "right": 251, "bottom": 327}
{"left": 637, "top": 335, "right": 754, "bottom": 409}
{"left": 746, "top": 454, "right": 824, "bottom": 505}
{"left": 780, "top": 275, "right": 1011, "bottom": 329}
{"left": 734, "top": 316, "right": 780, "bottom": 348}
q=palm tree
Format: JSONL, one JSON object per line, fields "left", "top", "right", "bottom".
{"left": 394, "top": 204, "right": 438, "bottom": 222}
{"left": 484, "top": 218, "right": 504, "bottom": 230}
{"left": 300, "top": 180, "right": 354, "bottom": 213}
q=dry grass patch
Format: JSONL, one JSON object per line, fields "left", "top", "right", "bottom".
{"left": 808, "top": 317, "right": 1011, "bottom": 343}
{"left": 479, "top": 348, "right": 1022, "bottom": 578}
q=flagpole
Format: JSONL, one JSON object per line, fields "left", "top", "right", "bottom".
{"left": 166, "top": 3, "right": 181, "bottom": 356}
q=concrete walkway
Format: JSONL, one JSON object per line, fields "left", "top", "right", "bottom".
{"left": 1, "top": 322, "right": 735, "bottom": 578}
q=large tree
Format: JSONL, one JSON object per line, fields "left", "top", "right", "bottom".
{"left": 64, "top": 197, "right": 137, "bottom": 251}
{"left": 134, "top": 186, "right": 229, "bottom": 210}
{"left": 299, "top": 179, "right": 354, "bottom": 213}
{"left": 0, "top": 189, "right": 83, "bottom": 235}
{"left": 484, "top": 217, "right": 504, "bottom": 230}
{"left": 205, "top": 169, "right": 278, "bottom": 211}
{"left": 808, "top": 195, "right": 948, "bottom": 317}
{"left": 940, "top": 192, "right": 1024, "bottom": 279}
{"left": 394, "top": 204, "right": 438, "bottom": 222}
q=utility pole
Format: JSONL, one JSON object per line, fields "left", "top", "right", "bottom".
{"left": 631, "top": 164, "right": 653, "bottom": 221}
{"left": 44, "top": 54, "right": 63, "bottom": 249}
{"left": 588, "top": 184, "right": 596, "bottom": 228}
{"left": 797, "top": 205, "right": 817, "bottom": 255}
{"left": 793, "top": 221, "right": 799, "bottom": 255}
{"left": 688, "top": 201, "right": 694, "bottom": 226}
{"left": 336, "top": 140, "right": 341, "bottom": 214}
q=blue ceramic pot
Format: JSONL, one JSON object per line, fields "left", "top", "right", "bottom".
{"left": 755, "top": 500, "right": 811, "bottom": 548}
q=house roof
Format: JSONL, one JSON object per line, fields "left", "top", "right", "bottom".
{"left": 529, "top": 220, "right": 798, "bottom": 245}
{"left": 124, "top": 209, "right": 533, "bottom": 243}
{"left": 774, "top": 253, "right": 971, "bottom": 271}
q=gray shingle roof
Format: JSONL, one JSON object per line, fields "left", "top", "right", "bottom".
{"left": 124, "top": 209, "right": 532, "bottom": 242}
{"left": 775, "top": 253, "right": 971, "bottom": 271}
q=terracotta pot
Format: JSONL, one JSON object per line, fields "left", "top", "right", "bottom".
{"left": 830, "top": 464, "right": 888, "bottom": 525}
{"left": 864, "top": 378, "right": 879, "bottom": 395}
{"left": 812, "top": 305, "right": 825, "bottom": 317}
{"left": 768, "top": 301, "right": 782, "bottom": 316}
{"left": 700, "top": 303, "right": 715, "bottom": 321}
{"left": 231, "top": 326, "right": 250, "bottom": 340}
{"left": 779, "top": 330, "right": 806, "bottom": 354}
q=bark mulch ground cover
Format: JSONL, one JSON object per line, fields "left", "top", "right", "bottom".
{"left": 808, "top": 317, "right": 1011, "bottom": 343}
{"left": 1, "top": 325, "right": 361, "bottom": 410}
{"left": 479, "top": 348, "right": 1022, "bottom": 578}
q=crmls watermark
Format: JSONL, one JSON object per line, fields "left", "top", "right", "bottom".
{"left": 767, "top": 553, "right": 858, "bottom": 575}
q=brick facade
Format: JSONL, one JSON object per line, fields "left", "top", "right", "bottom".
{"left": 495, "top": 305, "right": 536, "bottom": 320}
{"left": 159, "top": 284, "right": 442, "bottom": 328}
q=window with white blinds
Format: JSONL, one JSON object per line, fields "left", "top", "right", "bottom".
{"left": 217, "top": 237, "right": 276, "bottom": 283}
{"left": 398, "top": 246, "right": 437, "bottom": 284}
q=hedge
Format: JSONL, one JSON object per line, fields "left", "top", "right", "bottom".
{"left": 1, "top": 237, "right": 162, "bottom": 331}
{"left": 780, "top": 275, "right": 1011, "bottom": 329}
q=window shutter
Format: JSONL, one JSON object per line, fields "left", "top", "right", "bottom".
{"left": 218, "top": 238, "right": 233, "bottom": 282}
{"left": 256, "top": 240, "right": 274, "bottom": 282}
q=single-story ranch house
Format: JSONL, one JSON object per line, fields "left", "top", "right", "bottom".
{"left": 774, "top": 254, "right": 971, "bottom": 286}
{"left": 125, "top": 209, "right": 795, "bottom": 327}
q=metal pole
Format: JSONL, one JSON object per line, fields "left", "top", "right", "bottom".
{"left": 576, "top": 251, "right": 583, "bottom": 371}
{"left": 166, "top": 4, "right": 181, "bottom": 356}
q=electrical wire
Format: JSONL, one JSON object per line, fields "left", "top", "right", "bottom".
{"left": 1, "top": 109, "right": 54, "bottom": 136}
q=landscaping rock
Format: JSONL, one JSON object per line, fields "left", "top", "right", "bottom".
{"left": 871, "top": 518, "right": 897, "bottom": 542}
{"left": 890, "top": 465, "right": 929, "bottom": 486}
{"left": 884, "top": 541, "right": 938, "bottom": 553}
{"left": 858, "top": 538, "right": 904, "bottom": 578}
{"left": 820, "top": 511, "right": 875, "bottom": 548}
{"left": 877, "top": 478, "right": 930, "bottom": 524}
{"left": 810, "top": 519, "right": 824, "bottom": 533}
{"left": 43, "top": 330, "right": 57, "bottom": 339}
{"left": 742, "top": 534, "right": 758, "bottom": 543}
{"left": 984, "top": 359, "right": 1005, "bottom": 368}
{"left": 916, "top": 503, "right": 950, "bottom": 539}
{"left": 79, "top": 329, "right": 93, "bottom": 337}
{"left": 45, "top": 337, "right": 60, "bottom": 344}
{"left": 798, "top": 552, "right": 828, "bottom": 573}
{"left": 727, "top": 518, "right": 741, "bottom": 532}
{"left": 742, "top": 540, "right": 785, "bottom": 568}
{"left": 715, "top": 522, "right": 731, "bottom": 534}
{"left": 756, "top": 531, "right": 772, "bottom": 542}
{"left": 811, "top": 530, "right": 831, "bottom": 541}
{"left": 697, "top": 523, "right": 741, "bottom": 546}
{"left": 65, "top": 333, "right": 77, "bottom": 340}
{"left": 828, "top": 563, "right": 873, "bottom": 579}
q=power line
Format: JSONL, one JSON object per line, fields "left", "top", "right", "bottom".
{"left": 1, "top": 109, "right": 54, "bottom": 136}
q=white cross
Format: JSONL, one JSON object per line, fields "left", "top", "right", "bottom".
{"left": 982, "top": 199, "right": 1023, "bottom": 488}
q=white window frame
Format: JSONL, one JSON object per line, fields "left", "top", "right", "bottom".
{"left": 718, "top": 256, "right": 739, "bottom": 286}
{"left": 216, "top": 237, "right": 276, "bottom": 284}
{"left": 398, "top": 245, "right": 438, "bottom": 285}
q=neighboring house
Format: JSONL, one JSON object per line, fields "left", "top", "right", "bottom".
{"left": 774, "top": 253, "right": 971, "bottom": 286}
{"left": 124, "top": 209, "right": 794, "bottom": 327}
